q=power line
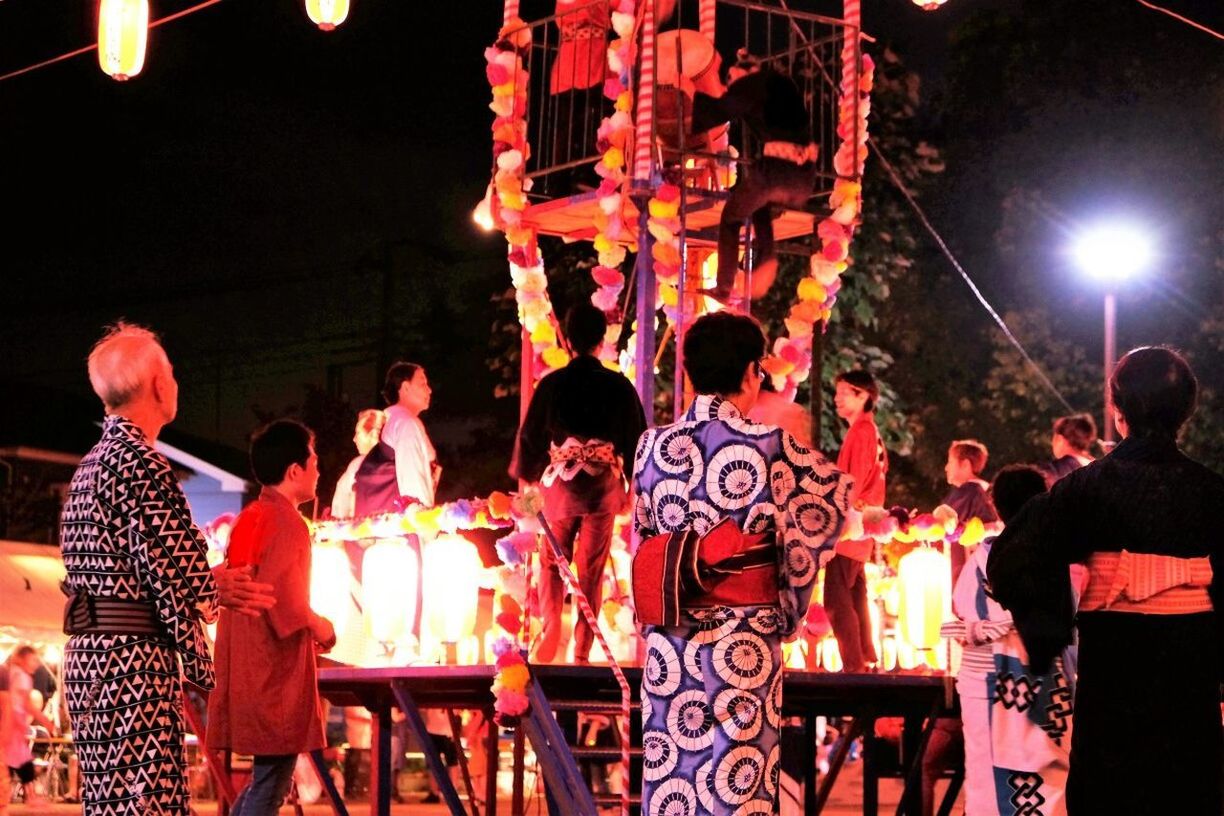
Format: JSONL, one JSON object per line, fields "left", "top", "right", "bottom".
{"left": 867, "top": 138, "right": 1079, "bottom": 414}
{"left": 1135, "top": 0, "right": 1224, "bottom": 40}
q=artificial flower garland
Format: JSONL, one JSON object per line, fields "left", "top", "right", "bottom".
{"left": 311, "top": 493, "right": 516, "bottom": 543}
{"left": 588, "top": 0, "right": 639, "bottom": 367}
{"left": 486, "top": 19, "right": 571, "bottom": 379}
{"left": 763, "top": 51, "right": 875, "bottom": 401}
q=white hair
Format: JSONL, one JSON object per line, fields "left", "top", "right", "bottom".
{"left": 87, "top": 322, "right": 171, "bottom": 411}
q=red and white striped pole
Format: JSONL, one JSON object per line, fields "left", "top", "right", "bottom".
{"left": 503, "top": 0, "right": 519, "bottom": 24}
{"left": 699, "top": 0, "right": 716, "bottom": 42}
{"left": 842, "top": 0, "right": 862, "bottom": 178}
{"left": 632, "top": 0, "right": 657, "bottom": 181}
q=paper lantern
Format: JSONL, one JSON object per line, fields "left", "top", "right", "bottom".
{"left": 305, "top": 0, "right": 350, "bottom": 31}
{"left": 912, "top": 0, "right": 947, "bottom": 9}
{"left": 421, "top": 534, "right": 484, "bottom": 650}
{"left": 897, "top": 546, "right": 950, "bottom": 650}
{"left": 97, "top": 0, "right": 148, "bottom": 81}
{"left": 362, "top": 538, "right": 419, "bottom": 645}
{"left": 310, "top": 543, "right": 352, "bottom": 636}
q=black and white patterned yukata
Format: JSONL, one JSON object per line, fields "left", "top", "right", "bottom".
{"left": 632, "top": 395, "right": 850, "bottom": 815}
{"left": 60, "top": 415, "right": 218, "bottom": 816}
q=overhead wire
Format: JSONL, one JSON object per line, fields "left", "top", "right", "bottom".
{"left": 1134, "top": 0, "right": 1224, "bottom": 40}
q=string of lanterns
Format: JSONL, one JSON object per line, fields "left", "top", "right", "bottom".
{"left": 95, "top": 0, "right": 349, "bottom": 82}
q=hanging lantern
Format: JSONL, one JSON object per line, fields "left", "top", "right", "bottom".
{"left": 912, "top": 0, "right": 948, "bottom": 9}
{"left": 897, "top": 546, "right": 951, "bottom": 650}
{"left": 97, "top": 0, "right": 149, "bottom": 81}
{"left": 310, "top": 543, "right": 352, "bottom": 638}
{"left": 422, "top": 534, "right": 484, "bottom": 661}
{"left": 305, "top": 0, "right": 350, "bottom": 31}
{"left": 362, "top": 537, "right": 419, "bottom": 646}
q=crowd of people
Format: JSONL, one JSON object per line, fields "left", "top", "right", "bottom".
{"left": 3, "top": 306, "right": 1214, "bottom": 816}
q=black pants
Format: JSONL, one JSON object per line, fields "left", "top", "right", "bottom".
{"left": 716, "top": 157, "right": 815, "bottom": 291}
{"left": 823, "top": 554, "right": 876, "bottom": 672}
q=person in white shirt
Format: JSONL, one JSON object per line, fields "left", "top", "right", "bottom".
{"left": 330, "top": 409, "right": 387, "bottom": 519}
{"left": 355, "top": 362, "right": 440, "bottom": 515}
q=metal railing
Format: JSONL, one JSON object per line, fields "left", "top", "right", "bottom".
{"left": 499, "top": 0, "right": 859, "bottom": 202}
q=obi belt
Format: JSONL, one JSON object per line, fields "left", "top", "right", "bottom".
{"left": 1080, "top": 550, "right": 1213, "bottom": 615}
{"left": 632, "top": 518, "right": 779, "bottom": 627}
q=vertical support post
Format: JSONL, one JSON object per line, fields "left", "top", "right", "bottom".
{"left": 634, "top": 202, "right": 657, "bottom": 420}
{"left": 512, "top": 727, "right": 526, "bottom": 816}
{"left": 1103, "top": 292, "right": 1116, "bottom": 448}
{"left": 503, "top": 0, "right": 519, "bottom": 24}
{"left": 810, "top": 318, "right": 825, "bottom": 448}
{"left": 485, "top": 709, "right": 500, "bottom": 815}
{"left": 369, "top": 706, "right": 393, "bottom": 816}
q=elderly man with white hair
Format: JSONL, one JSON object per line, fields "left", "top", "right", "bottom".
{"left": 59, "top": 321, "right": 273, "bottom": 816}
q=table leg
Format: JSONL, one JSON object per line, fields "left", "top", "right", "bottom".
{"left": 369, "top": 706, "right": 392, "bottom": 816}
{"left": 485, "top": 709, "right": 499, "bottom": 815}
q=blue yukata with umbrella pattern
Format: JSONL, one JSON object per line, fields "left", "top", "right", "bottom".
{"left": 632, "top": 395, "right": 851, "bottom": 815}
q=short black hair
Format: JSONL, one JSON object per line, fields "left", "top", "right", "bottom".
{"left": 250, "top": 419, "right": 314, "bottom": 486}
{"left": 835, "top": 369, "right": 879, "bottom": 412}
{"left": 1052, "top": 413, "right": 1097, "bottom": 453}
{"left": 991, "top": 464, "right": 1047, "bottom": 524}
{"left": 1110, "top": 346, "right": 1197, "bottom": 438}
{"left": 682, "top": 312, "right": 766, "bottom": 395}
{"left": 382, "top": 361, "right": 422, "bottom": 405}
{"left": 564, "top": 303, "right": 607, "bottom": 356}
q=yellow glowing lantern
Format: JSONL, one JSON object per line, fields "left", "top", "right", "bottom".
{"left": 421, "top": 534, "right": 484, "bottom": 656}
{"left": 897, "top": 546, "right": 950, "bottom": 650}
{"left": 305, "top": 0, "right": 350, "bottom": 31}
{"left": 97, "top": 0, "right": 149, "bottom": 81}
{"left": 362, "top": 538, "right": 419, "bottom": 645}
{"left": 310, "top": 543, "right": 352, "bottom": 636}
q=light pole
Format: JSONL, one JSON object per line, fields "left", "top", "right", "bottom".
{"left": 1072, "top": 223, "right": 1153, "bottom": 448}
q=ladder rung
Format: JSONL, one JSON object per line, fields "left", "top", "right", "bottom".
{"left": 592, "top": 793, "right": 642, "bottom": 805}
{"left": 570, "top": 746, "right": 642, "bottom": 761}
{"left": 551, "top": 700, "right": 640, "bottom": 713}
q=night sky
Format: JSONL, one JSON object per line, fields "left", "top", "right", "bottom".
{"left": 3, "top": 0, "right": 1221, "bottom": 495}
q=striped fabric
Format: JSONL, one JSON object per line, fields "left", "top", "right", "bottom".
{"left": 1080, "top": 550, "right": 1213, "bottom": 614}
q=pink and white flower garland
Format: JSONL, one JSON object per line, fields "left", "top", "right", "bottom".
{"left": 764, "top": 50, "right": 875, "bottom": 400}
{"left": 486, "top": 19, "right": 571, "bottom": 379}
{"left": 588, "top": 0, "right": 639, "bottom": 366}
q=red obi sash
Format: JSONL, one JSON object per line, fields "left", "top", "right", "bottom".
{"left": 632, "top": 518, "right": 779, "bottom": 627}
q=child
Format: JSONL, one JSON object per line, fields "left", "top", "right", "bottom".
{"left": 942, "top": 439, "right": 999, "bottom": 585}
{"left": 944, "top": 465, "right": 1074, "bottom": 816}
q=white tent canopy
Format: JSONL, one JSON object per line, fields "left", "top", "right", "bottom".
{"left": 0, "top": 539, "right": 67, "bottom": 653}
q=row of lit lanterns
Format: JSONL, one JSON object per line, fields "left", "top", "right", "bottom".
{"left": 97, "top": 0, "right": 350, "bottom": 81}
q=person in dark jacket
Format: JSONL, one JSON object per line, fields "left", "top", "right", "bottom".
{"left": 691, "top": 51, "right": 817, "bottom": 305}
{"left": 988, "top": 346, "right": 1224, "bottom": 815}
{"left": 1038, "top": 413, "right": 1097, "bottom": 486}
{"left": 942, "top": 438, "right": 999, "bottom": 585}
{"left": 511, "top": 303, "right": 647, "bottom": 662}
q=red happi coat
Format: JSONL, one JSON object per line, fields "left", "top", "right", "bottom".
{"left": 207, "top": 487, "right": 326, "bottom": 756}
